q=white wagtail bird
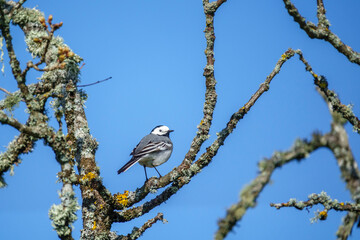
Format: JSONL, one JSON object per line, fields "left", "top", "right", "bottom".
{"left": 117, "top": 125, "right": 174, "bottom": 181}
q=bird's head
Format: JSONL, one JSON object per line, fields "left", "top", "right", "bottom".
{"left": 150, "top": 125, "right": 174, "bottom": 136}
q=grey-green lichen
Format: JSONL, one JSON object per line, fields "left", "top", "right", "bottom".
{"left": 49, "top": 187, "right": 80, "bottom": 237}
{"left": 271, "top": 191, "right": 360, "bottom": 224}
{"left": 0, "top": 36, "right": 4, "bottom": 73}
{"left": 11, "top": 7, "right": 43, "bottom": 26}
{"left": 2, "top": 93, "right": 21, "bottom": 114}
{"left": 24, "top": 30, "right": 48, "bottom": 58}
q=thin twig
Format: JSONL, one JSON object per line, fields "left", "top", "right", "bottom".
{"left": 0, "top": 87, "right": 11, "bottom": 95}
{"left": 111, "top": 0, "right": 229, "bottom": 212}
{"left": 295, "top": 50, "right": 360, "bottom": 133}
{"left": 119, "top": 213, "right": 165, "bottom": 240}
{"left": 79, "top": 62, "right": 85, "bottom": 70}
{"left": 270, "top": 192, "right": 360, "bottom": 223}
{"left": 77, "top": 77, "right": 112, "bottom": 88}
{"left": 180, "top": 0, "right": 223, "bottom": 169}
{"left": 0, "top": 133, "right": 35, "bottom": 187}
{"left": 8, "top": 0, "right": 27, "bottom": 19}
{"left": 112, "top": 48, "right": 299, "bottom": 220}
{"left": 21, "top": 16, "right": 63, "bottom": 77}
{"left": 283, "top": 0, "right": 360, "bottom": 65}
{"left": 215, "top": 133, "right": 328, "bottom": 240}
{"left": 0, "top": 7, "right": 32, "bottom": 104}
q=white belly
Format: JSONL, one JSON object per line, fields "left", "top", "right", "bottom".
{"left": 138, "top": 150, "right": 172, "bottom": 168}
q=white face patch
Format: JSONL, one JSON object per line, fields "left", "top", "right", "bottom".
{"left": 151, "top": 125, "right": 170, "bottom": 135}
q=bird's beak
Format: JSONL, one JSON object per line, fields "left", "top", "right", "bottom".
{"left": 168, "top": 130, "right": 174, "bottom": 133}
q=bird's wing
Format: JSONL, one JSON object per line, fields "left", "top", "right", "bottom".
{"left": 118, "top": 134, "right": 172, "bottom": 174}
{"left": 132, "top": 141, "right": 172, "bottom": 158}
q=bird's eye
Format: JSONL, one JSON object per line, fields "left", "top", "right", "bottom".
{"left": 159, "top": 129, "right": 162, "bottom": 132}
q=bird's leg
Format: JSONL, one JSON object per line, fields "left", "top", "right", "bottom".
{"left": 152, "top": 164, "right": 162, "bottom": 178}
{"left": 144, "top": 166, "right": 148, "bottom": 181}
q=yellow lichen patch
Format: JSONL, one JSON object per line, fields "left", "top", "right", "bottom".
{"left": 81, "top": 172, "right": 96, "bottom": 182}
{"left": 319, "top": 210, "right": 328, "bottom": 220}
{"left": 340, "top": 202, "right": 344, "bottom": 206}
{"left": 281, "top": 54, "right": 287, "bottom": 60}
{"left": 92, "top": 221, "right": 96, "bottom": 230}
{"left": 116, "top": 190, "right": 129, "bottom": 207}
{"left": 42, "top": 92, "right": 50, "bottom": 99}
{"left": 33, "top": 38, "right": 42, "bottom": 43}
{"left": 318, "top": 81, "right": 327, "bottom": 89}
{"left": 313, "top": 73, "right": 318, "bottom": 78}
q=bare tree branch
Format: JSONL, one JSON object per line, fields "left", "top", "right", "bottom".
{"left": 0, "top": 87, "right": 11, "bottom": 95}
{"left": 118, "top": 213, "right": 165, "bottom": 240}
{"left": 112, "top": 48, "right": 300, "bottom": 221}
{"left": 319, "top": 91, "right": 360, "bottom": 239}
{"left": 77, "top": 77, "right": 112, "bottom": 88}
{"left": 1, "top": 1, "right": 359, "bottom": 239}
{"left": 215, "top": 132, "right": 328, "bottom": 239}
{"left": 0, "top": 110, "right": 43, "bottom": 136}
{"left": 0, "top": 133, "right": 35, "bottom": 187}
{"left": 215, "top": 49, "right": 360, "bottom": 239}
{"left": 8, "top": 0, "right": 26, "bottom": 18}
{"left": 296, "top": 52, "right": 360, "bottom": 134}
{"left": 283, "top": 0, "right": 360, "bottom": 65}
{"left": 112, "top": 0, "right": 229, "bottom": 211}
{"left": 0, "top": 4, "right": 33, "bottom": 104}
{"left": 337, "top": 212, "right": 358, "bottom": 240}
{"left": 270, "top": 191, "right": 360, "bottom": 212}
{"left": 180, "top": 0, "right": 223, "bottom": 169}
{"left": 270, "top": 191, "right": 360, "bottom": 224}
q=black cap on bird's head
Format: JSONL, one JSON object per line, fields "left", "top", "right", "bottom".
{"left": 150, "top": 125, "right": 174, "bottom": 136}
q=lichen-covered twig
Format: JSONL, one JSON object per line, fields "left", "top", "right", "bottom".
{"left": 0, "top": 110, "right": 46, "bottom": 137}
{"left": 295, "top": 51, "right": 360, "bottom": 134}
{"left": 319, "top": 91, "right": 360, "bottom": 239}
{"left": 63, "top": 83, "right": 113, "bottom": 239}
{"left": 283, "top": 0, "right": 360, "bottom": 65}
{"left": 49, "top": 181, "right": 79, "bottom": 240}
{"left": 8, "top": 0, "right": 26, "bottom": 18}
{"left": 0, "top": 3, "right": 33, "bottom": 105}
{"left": 270, "top": 192, "right": 360, "bottom": 221}
{"left": 0, "top": 133, "right": 34, "bottom": 187}
{"left": 112, "top": 0, "right": 228, "bottom": 212}
{"left": 337, "top": 213, "right": 358, "bottom": 240}
{"left": 112, "top": 48, "right": 302, "bottom": 221}
{"left": 1, "top": 2, "right": 83, "bottom": 239}
{"left": 180, "top": 0, "right": 224, "bottom": 169}
{"left": 21, "top": 14, "right": 65, "bottom": 77}
{"left": 118, "top": 213, "right": 165, "bottom": 240}
{"left": 215, "top": 49, "right": 360, "bottom": 239}
{"left": 215, "top": 132, "right": 328, "bottom": 240}
{"left": 267, "top": 73, "right": 360, "bottom": 239}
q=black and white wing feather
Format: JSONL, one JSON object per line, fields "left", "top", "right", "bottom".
{"left": 117, "top": 134, "right": 172, "bottom": 174}
{"left": 132, "top": 141, "right": 172, "bottom": 158}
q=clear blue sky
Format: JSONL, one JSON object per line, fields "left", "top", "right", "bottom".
{"left": 1, "top": 0, "right": 360, "bottom": 239}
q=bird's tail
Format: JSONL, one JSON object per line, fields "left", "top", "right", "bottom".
{"left": 117, "top": 158, "right": 138, "bottom": 174}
